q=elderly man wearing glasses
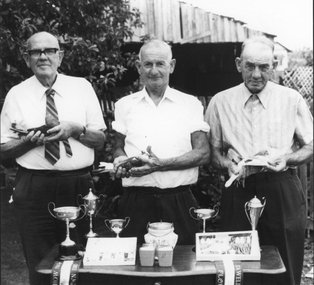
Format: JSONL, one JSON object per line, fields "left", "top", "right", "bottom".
{"left": 1, "top": 32, "right": 106, "bottom": 285}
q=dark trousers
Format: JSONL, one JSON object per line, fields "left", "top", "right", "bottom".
{"left": 118, "top": 185, "right": 200, "bottom": 245}
{"left": 219, "top": 169, "right": 306, "bottom": 285}
{"left": 12, "top": 166, "right": 93, "bottom": 285}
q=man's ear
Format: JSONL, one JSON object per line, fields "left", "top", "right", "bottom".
{"left": 235, "top": 57, "right": 242, "bottom": 73}
{"left": 58, "top": 50, "right": 64, "bottom": 67}
{"left": 23, "top": 53, "right": 31, "bottom": 68}
{"left": 170, "top": 59, "right": 176, "bottom": 74}
{"left": 272, "top": 59, "right": 278, "bottom": 70}
{"left": 135, "top": 60, "right": 141, "bottom": 74}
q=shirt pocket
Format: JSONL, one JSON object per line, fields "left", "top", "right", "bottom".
{"left": 267, "top": 121, "right": 292, "bottom": 148}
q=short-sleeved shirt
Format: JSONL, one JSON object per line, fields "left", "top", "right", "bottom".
{"left": 1, "top": 74, "right": 106, "bottom": 170}
{"left": 112, "top": 86, "right": 210, "bottom": 188}
{"left": 205, "top": 81, "right": 313, "bottom": 159}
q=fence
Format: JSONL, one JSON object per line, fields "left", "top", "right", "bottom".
{"left": 283, "top": 66, "right": 313, "bottom": 235}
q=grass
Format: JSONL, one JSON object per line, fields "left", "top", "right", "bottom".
{"left": 1, "top": 167, "right": 313, "bottom": 285}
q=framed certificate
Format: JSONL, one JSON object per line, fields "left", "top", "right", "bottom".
{"left": 195, "top": 230, "right": 261, "bottom": 261}
{"left": 83, "top": 237, "right": 137, "bottom": 266}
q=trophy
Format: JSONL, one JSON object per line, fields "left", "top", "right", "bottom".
{"left": 77, "top": 188, "right": 105, "bottom": 238}
{"left": 244, "top": 196, "right": 266, "bottom": 230}
{"left": 48, "top": 203, "right": 86, "bottom": 260}
{"left": 189, "top": 205, "right": 219, "bottom": 233}
{"left": 105, "top": 217, "right": 130, "bottom": 238}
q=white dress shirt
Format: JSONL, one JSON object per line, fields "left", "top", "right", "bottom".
{"left": 112, "top": 86, "right": 210, "bottom": 188}
{"left": 1, "top": 74, "right": 106, "bottom": 170}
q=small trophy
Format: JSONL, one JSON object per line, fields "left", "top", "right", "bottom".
{"left": 48, "top": 203, "right": 86, "bottom": 260}
{"left": 77, "top": 188, "right": 105, "bottom": 238}
{"left": 105, "top": 217, "right": 130, "bottom": 238}
{"left": 244, "top": 196, "right": 266, "bottom": 230}
{"left": 189, "top": 206, "right": 219, "bottom": 233}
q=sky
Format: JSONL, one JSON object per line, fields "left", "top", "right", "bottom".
{"left": 182, "top": 0, "right": 313, "bottom": 51}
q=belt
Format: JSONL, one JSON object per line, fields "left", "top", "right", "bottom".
{"left": 125, "top": 185, "right": 190, "bottom": 197}
{"left": 245, "top": 168, "right": 297, "bottom": 182}
{"left": 18, "top": 165, "right": 92, "bottom": 177}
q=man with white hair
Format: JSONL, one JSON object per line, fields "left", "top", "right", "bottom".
{"left": 112, "top": 39, "right": 210, "bottom": 245}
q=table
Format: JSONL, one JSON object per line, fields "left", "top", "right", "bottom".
{"left": 36, "top": 245, "right": 286, "bottom": 285}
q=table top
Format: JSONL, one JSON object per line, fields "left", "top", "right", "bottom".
{"left": 36, "top": 245, "right": 286, "bottom": 278}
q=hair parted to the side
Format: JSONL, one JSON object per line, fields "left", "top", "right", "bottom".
{"left": 240, "top": 36, "right": 275, "bottom": 57}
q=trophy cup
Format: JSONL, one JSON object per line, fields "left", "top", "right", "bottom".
{"left": 48, "top": 203, "right": 86, "bottom": 260}
{"left": 244, "top": 196, "right": 266, "bottom": 230}
{"left": 77, "top": 188, "right": 105, "bottom": 238}
{"left": 105, "top": 217, "right": 130, "bottom": 238}
{"left": 189, "top": 205, "right": 219, "bottom": 233}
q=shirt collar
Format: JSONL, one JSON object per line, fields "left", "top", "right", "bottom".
{"left": 131, "top": 85, "right": 179, "bottom": 104}
{"left": 241, "top": 82, "right": 271, "bottom": 109}
{"left": 34, "top": 73, "right": 63, "bottom": 100}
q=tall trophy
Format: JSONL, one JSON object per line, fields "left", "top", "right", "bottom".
{"left": 48, "top": 203, "right": 86, "bottom": 260}
{"left": 244, "top": 196, "right": 266, "bottom": 230}
{"left": 105, "top": 217, "right": 130, "bottom": 238}
{"left": 77, "top": 188, "right": 105, "bottom": 238}
{"left": 189, "top": 206, "right": 219, "bottom": 233}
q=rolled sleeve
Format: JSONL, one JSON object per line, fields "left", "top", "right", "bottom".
{"left": 205, "top": 98, "right": 222, "bottom": 148}
{"left": 112, "top": 121, "right": 127, "bottom": 135}
{"left": 295, "top": 96, "right": 313, "bottom": 145}
{"left": 189, "top": 98, "right": 210, "bottom": 133}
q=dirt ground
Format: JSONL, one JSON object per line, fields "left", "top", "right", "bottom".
{"left": 1, "top": 168, "right": 313, "bottom": 285}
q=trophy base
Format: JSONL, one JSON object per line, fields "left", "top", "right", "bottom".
{"left": 57, "top": 244, "right": 82, "bottom": 261}
{"left": 86, "top": 232, "right": 98, "bottom": 238}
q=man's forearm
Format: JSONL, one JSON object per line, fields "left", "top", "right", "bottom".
{"left": 1, "top": 139, "right": 36, "bottom": 159}
{"left": 158, "top": 149, "right": 210, "bottom": 172}
{"left": 285, "top": 141, "right": 313, "bottom": 167}
{"left": 79, "top": 129, "right": 106, "bottom": 151}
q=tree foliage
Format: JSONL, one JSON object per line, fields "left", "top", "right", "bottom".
{"left": 288, "top": 48, "right": 313, "bottom": 68}
{"left": 0, "top": 0, "right": 143, "bottom": 103}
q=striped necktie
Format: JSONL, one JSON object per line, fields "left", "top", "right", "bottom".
{"left": 45, "top": 88, "right": 72, "bottom": 164}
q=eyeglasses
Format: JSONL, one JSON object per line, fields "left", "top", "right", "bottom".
{"left": 26, "top": 48, "right": 59, "bottom": 57}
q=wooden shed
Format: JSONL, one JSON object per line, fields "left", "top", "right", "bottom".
{"left": 110, "top": 0, "right": 276, "bottom": 107}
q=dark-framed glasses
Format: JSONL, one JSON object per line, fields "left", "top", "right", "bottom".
{"left": 26, "top": 48, "right": 59, "bottom": 57}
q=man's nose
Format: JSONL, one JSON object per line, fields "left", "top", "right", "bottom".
{"left": 150, "top": 64, "right": 158, "bottom": 74}
{"left": 38, "top": 51, "right": 49, "bottom": 59}
{"left": 252, "top": 67, "right": 262, "bottom": 77}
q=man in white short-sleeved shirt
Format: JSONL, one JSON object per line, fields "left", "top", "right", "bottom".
{"left": 1, "top": 32, "right": 106, "bottom": 285}
{"left": 112, "top": 39, "right": 210, "bottom": 245}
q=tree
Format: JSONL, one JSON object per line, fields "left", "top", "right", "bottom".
{"left": 0, "top": 0, "right": 143, "bottom": 110}
{"left": 288, "top": 48, "right": 313, "bottom": 68}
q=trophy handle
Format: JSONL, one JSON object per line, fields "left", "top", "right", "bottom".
{"left": 95, "top": 194, "right": 106, "bottom": 217}
{"left": 124, "top": 217, "right": 130, "bottom": 228}
{"left": 77, "top": 194, "right": 83, "bottom": 207}
{"left": 260, "top": 197, "right": 266, "bottom": 216}
{"left": 212, "top": 205, "right": 219, "bottom": 218}
{"left": 72, "top": 204, "right": 87, "bottom": 222}
{"left": 104, "top": 219, "right": 111, "bottom": 232}
{"left": 189, "top": 207, "right": 199, "bottom": 220}
{"left": 244, "top": 202, "right": 251, "bottom": 224}
{"left": 48, "top": 202, "right": 57, "bottom": 219}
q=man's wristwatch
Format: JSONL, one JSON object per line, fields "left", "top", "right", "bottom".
{"left": 78, "top": 126, "right": 86, "bottom": 141}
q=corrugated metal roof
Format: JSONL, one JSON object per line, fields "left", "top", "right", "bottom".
{"left": 128, "top": 0, "right": 276, "bottom": 44}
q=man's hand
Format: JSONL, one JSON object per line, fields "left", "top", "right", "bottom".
{"left": 44, "top": 121, "right": 81, "bottom": 142}
{"left": 113, "top": 155, "right": 130, "bottom": 178}
{"left": 265, "top": 156, "right": 286, "bottom": 172}
{"left": 24, "top": 130, "right": 46, "bottom": 146}
{"left": 129, "top": 146, "right": 162, "bottom": 177}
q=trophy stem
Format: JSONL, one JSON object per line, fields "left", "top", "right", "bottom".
{"left": 86, "top": 215, "right": 98, "bottom": 238}
{"left": 202, "top": 219, "right": 206, "bottom": 233}
{"left": 61, "top": 219, "right": 75, "bottom": 246}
